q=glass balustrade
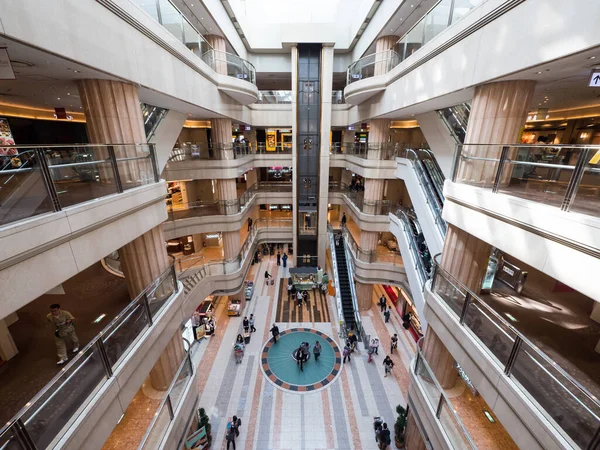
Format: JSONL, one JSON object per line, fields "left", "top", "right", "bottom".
{"left": 166, "top": 182, "right": 292, "bottom": 221}
{"left": 430, "top": 260, "right": 600, "bottom": 448}
{"left": 452, "top": 144, "right": 600, "bottom": 217}
{"left": 329, "top": 142, "right": 399, "bottom": 160}
{"left": 168, "top": 142, "right": 292, "bottom": 162}
{"left": 413, "top": 349, "right": 476, "bottom": 449}
{"left": 347, "top": 0, "right": 488, "bottom": 85}
{"left": 0, "top": 263, "right": 179, "bottom": 449}
{"left": 257, "top": 90, "right": 293, "bottom": 104}
{"left": 328, "top": 182, "right": 392, "bottom": 216}
{"left": 0, "top": 144, "right": 159, "bottom": 227}
{"left": 202, "top": 50, "right": 256, "bottom": 84}
{"left": 342, "top": 227, "right": 402, "bottom": 265}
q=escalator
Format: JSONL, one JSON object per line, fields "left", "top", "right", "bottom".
{"left": 141, "top": 103, "right": 168, "bottom": 140}
{"left": 437, "top": 102, "right": 471, "bottom": 144}
{"left": 330, "top": 229, "right": 356, "bottom": 331}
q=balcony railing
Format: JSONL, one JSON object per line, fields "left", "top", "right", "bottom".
{"left": 0, "top": 262, "right": 179, "bottom": 450}
{"left": 0, "top": 144, "right": 159, "bottom": 227}
{"left": 138, "top": 351, "right": 194, "bottom": 450}
{"left": 257, "top": 90, "right": 292, "bottom": 104}
{"left": 393, "top": 207, "right": 431, "bottom": 284}
{"left": 332, "top": 90, "right": 345, "bottom": 104}
{"left": 177, "top": 217, "right": 293, "bottom": 279}
{"left": 342, "top": 227, "right": 402, "bottom": 265}
{"left": 346, "top": 0, "right": 489, "bottom": 85}
{"left": 452, "top": 143, "right": 600, "bottom": 217}
{"left": 330, "top": 142, "right": 401, "bottom": 160}
{"left": 168, "top": 142, "right": 292, "bottom": 162}
{"left": 431, "top": 258, "right": 600, "bottom": 448}
{"left": 202, "top": 49, "right": 256, "bottom": 85}
{"left": 329, "top": 182, "right": 392, "bottom": 216}
{"left": 413, "top": 346, "right": 476, "bottom": 449}
{"left": 167, "top": 182, "right": 292, "bottom": 220}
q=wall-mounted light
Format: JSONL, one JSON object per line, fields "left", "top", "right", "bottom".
{"left": 580, "top": 132, "right": 590, "bottom": 140}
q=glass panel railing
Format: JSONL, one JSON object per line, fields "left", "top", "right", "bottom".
{"left": 393, "top": 207, "right": 430, "bottom": 284}
{"left": 431, "top": 259, "right": 600, "bottom": 448}
{"left": 168, "top": 142, "right": 292, "bottom": 162}
{"left": 167, "top": 182, "right": 292, "bottom": 220}
{"left": 0, "top": 263, "right": 179, "bottom": 447}
{"left": 257, "top": 90, "right": 293, "bottom": 104}
{"left": 452, "top": 144, "right": 600, "bottom": 217}
{"left": 0, "top": 144, "right": 159, "bottom": 227}
{"left": 138, "top": 354, "right": 194, "bottom": 450}
{"left": 329, "top": 182, "right": 392, "bottom": 216}
{"left": 414, "top": 349, "right": 476, "bottom": 449}
{"left": 202, "top": 50, "right": 256, "bottom": 85}
{"left": 132, "top": 0, "right": 211, "bottom": 59}
{"left": 347, "top": 0, "right": 488, "bottom": 85}
{"left": 329, "top": 142, "right": 399, "bottom": 160}
{"left": 342, "top": 227, "right": 402, "bottom": 265}
{"left": 438, "top": 103, "right": 471, "bottom": 144}
{"left": 141, "top": 103, "right": 169, "bottom": 140}
{"left": 332, "top": 90, "right": 345, "bottom": 104}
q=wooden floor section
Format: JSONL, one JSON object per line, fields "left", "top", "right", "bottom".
{"left": 275, "top": 281, "right": 331, "bottom": 323}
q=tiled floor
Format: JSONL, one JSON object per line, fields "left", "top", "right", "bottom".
{"left": 192, "top": 253, "right": 416, "bottom": 449}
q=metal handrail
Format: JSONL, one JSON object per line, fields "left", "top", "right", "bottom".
{"left": 413, "top": 347, "right": 477, "bottom": 449}
{"left": 393, "top": 207, "right": 429, "bottom": 284}
{"left": 346, "top": 49, "right": 401, "bottom": 84}
{"left": 327, "top": 225, "right": 348, "bottom": 333}
{"left": 0, "top": 260, "right": 179, "bottom": 441}
{"left": 431, "top": 254, "right": 600, "bottom": 409}
{"left": 338, "top": 226, "right": 363, "bottom": 337}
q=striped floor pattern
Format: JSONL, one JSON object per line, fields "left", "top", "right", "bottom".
{"left": 276, "top": 282, "right": 331, "bottom": 323}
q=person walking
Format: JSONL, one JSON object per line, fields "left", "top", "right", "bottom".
{"left": 226, "top": 424, "right": 236, "bottom": 450}
{"left": 270, "top": 323, "right": 280, "bottom": 343}
{"left": 249, "top": 314, "right": 256, "bottom": 333}
{"left": 297, "top": 289, "right": 303, "bottom": 308}
{"left": 243, "top": 316, "right": 249, "bottom": 334}
{"left": 302, "top": 290, "right": 309, "bottom": 306}
{"left": 313, "top": 341, "right": 322, "bottom": 362}
{"left": 47, "top": 304, "right": 79, "bottom": 365}
{"left": 343, "top": 343, "right": 351, "bottom": 363}
{"left": 378, "top": 423, "right": 391, "bottom": 449}
{"left": 282, "top": 252, "right": 288, "bottom": 268}
{"left": 371, "top": 337, "right": 380, "bottom": 355}
{"left": 231, "top": 415, "right": 242, "bottom": 437}
{"left": 391, "top": 333, "right": 398, "bottom": 354}
{"left": 379, "top": 295, "right": 386, "bottom": 312}
{"left": 383, "top": 356, "right": 394, "bottom": 377}
{"left": 300, "top": 342, "right": 309, "bottom": 371}
{"left": 277, "top": 251, "right": 281, "bottom": 266}
{"left": 384, "top": 306, "right": 391, "bottom": 323}
{"left": 341, "top": 212, "right": 347, "bottom": 228}
{"left": 247, "top": 217, "right": 253, "bottom": 232}
{"left": 264, "top": 270, "right": 271, "bottom": 286}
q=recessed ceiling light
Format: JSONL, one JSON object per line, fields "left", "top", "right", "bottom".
{"left": 411, "top": 4, "right": 414, "bottom": 7}
{"left": 67, "top": 92, "right": 71, "bottom": 95}
{"left": 589, "top": 56, "right": 596, "bottom": 60}
{"left": 57, "top": 97, "right": 61, "bottom": 100}
{"left": 535, "top": 71, "right": 542, "bottom": 74}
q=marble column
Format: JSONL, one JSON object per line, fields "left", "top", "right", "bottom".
{"left": 374, "top": 35, "right": 399, "bottom": 76}
{"left": 422, "top": 328, "right": 458, "bottom": 389}
{"left": 77, "top": 79, "right": 146, "bottom": 184}
{"left": 211, "top": 118, "right": 234, "bottom": 159}
{"left": 0, "top": 319, "right": 18, "bottom": 361}
{"left": 205, "top": 35, "right": 228, "bottom": 75}
{"left": 404, "top": 411, "right": 426, "bottom": 450}
{"left": 459, "top": 80, "right": 536, "bottom": 186}
{"left": 217, "top": 178, "right": 239, "bottom": 215}
{"left": 119, "top": 226, "right": 170, "bottom": 298}
{"left": 149, "top": 330, "right": 185, "bottom": 391}
{"left": 368, "top": 119, "right": 391, "bottom": 159}
{"left": 355, "top": 281, "right": 373, "bottom": 311}
{"left": 440, "top": 225, "right": 492, "bottom": 294}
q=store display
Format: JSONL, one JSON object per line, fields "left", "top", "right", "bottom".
{"left": 227, "top": 299, "right": 241, "bottom": 316}
{"left": 289, "top": 267, "right": 317, "bottom": 291}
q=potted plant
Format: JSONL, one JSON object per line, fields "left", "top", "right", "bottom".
{"left": 394, "top": 405, "right": 408, "bottom": 448}
{"left": 197, "top": 407, "right": 212, "bottom": 448}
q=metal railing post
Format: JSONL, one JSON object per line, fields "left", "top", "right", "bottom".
{"left": 171, "top": 264, "right": 179, "bottom": 293}
{"left": 13, "top": 418, "right": 38, "bottom": 450}
{"left": 34, "top": 148, "right": 62, "bottom": 212}
{"left": 435, "top": 395, "right": 445, "bottom": 418}
{"left": 492, "top": 145, "right": 509, "bottom": 193}
{"left": 451, "top": 144, "right": 462, "bottom": 181}
{"left": 107, "top": 145, "right": 123, "bottom": 193}
{"left": 96, "top": 339, "right": 114, "bottom": 378}
{"left": 459, "top": 292, "right": 472, "bottom": 325}
{"left": 142, "top": 294, "right": 154, "bottom": 326}
{"left": 561, "top": 148, "right": 589, "bottom": 212}
{"left": 504, "top": 335, "right": 523, "bottom": 376}
{"left": 166, "top": 395, "right": 175, "bottom": 419}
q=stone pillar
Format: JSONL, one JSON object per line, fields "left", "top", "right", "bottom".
{"left": 120, "top": 226, "right": 170, "bottom": 298}
{"left": 363, "top": 178, "right": 384, "bottom": 215}
{"left": 205, "top": 35, "right": 228, "bottom": 75}
{"left": 374, "top": 35, "right": 398, "bottom": 76}
{"left": 246, "top": 169, "right": 258, "bottom": 189}
{"left": 404, "top": 411, "right": 426, "bottom": 450}
{"left": 459, "top": 80, "right": 536, "bottom": 186}
{"left": 0, "top": 319, "right": 18, "bottom": 361}
{"left": 149, "top": 330, "right": 185, "bottom": 391}
{"left": 368, "top": 119, "right": 391, "bottom": 159}
{"left": 355, "top": 281, "right": 373, "bottom": 311}
{"left": 217, "top": 178, "right": 239, "bottom": 215}
{"left": 422, "top": 328, "right": 457, "bottom": 389}
{"left": 440, "top": 225, "right": 492, "bottom": 294}
{"left": 77, "top": 79, "right": 147, "bottom": 183}
{"left": 211, "top": 118, "right": 233, "bottom": 159}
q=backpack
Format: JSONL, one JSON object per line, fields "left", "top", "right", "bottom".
{"left": 380, "top": 429, "right": 391, "bottom": 445}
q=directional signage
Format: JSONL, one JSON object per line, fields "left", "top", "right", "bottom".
{"left": 589, "top": 70, "right": 600, "bottom": 87}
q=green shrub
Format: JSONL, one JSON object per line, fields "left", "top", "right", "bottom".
{"left": 395, "top": 404, "right": 407, "bottom": 445}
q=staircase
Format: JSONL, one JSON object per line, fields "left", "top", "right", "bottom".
{"left": 333, "top": 231, "right": 356, "bottom": 331}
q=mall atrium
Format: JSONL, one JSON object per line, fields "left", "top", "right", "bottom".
{"left": 0, "top": 0, "right": 599, "bottom": 449}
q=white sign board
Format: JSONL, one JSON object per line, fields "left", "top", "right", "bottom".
{"left": 0, "top": 49, "right": 15, "bottom": 80}
{"left": 589, "top": 71, "right": 600, "bottom": 87}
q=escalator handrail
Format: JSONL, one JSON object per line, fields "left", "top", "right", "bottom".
{"left": 340, "top": 227, "right": 363, "bottom": 338}
{"left": 327, "top": 225, "right": 349, "bottom": 332}
{"left": 393, "top": 208, "right": 429, "bottom": 285}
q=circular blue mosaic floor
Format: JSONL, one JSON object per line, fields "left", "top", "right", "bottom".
{"left": 260, "top": 328, "right": 342, "bottom": 392}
